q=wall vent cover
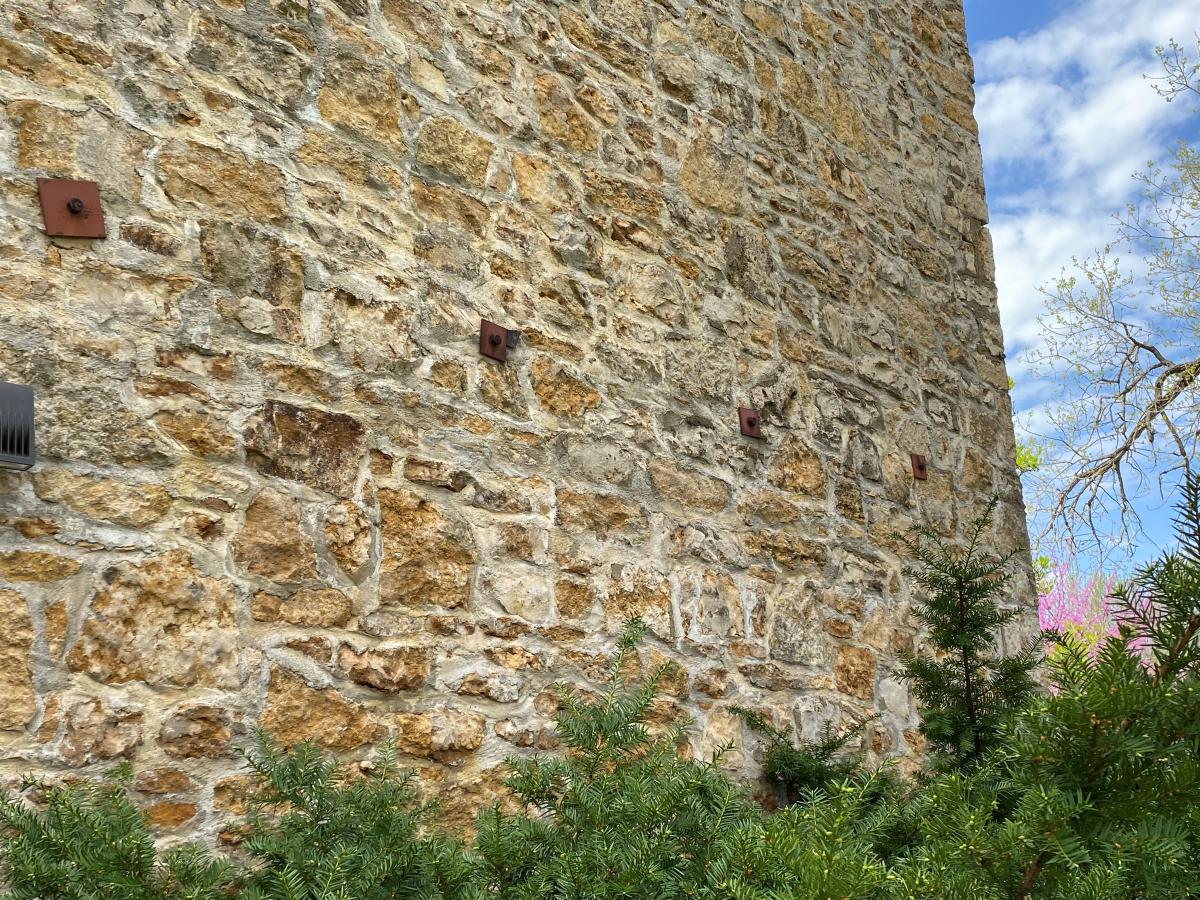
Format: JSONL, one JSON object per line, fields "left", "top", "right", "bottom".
{"left": 0, "top": 382, "right": 35, "bottom": 470}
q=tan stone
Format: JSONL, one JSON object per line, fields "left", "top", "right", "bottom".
{"left": 159, "top": 704, "right": 234, "bottom": 758}
{"left": 144, "top": 801, "right": 198, "bottom": 829}
{"left": 512, "top": 155, "right": 573, "bottom": 212}
{"left": 583, "top": 172, "right": 662, "bottom": 220}
{"left": 768, "top": 437, "right": 828, "bottom": 497}
{"left": 68, "top": 551, "right": 238, "bottom": 688}
{"left": 323, "top": 501, "right": 373, "bottom": 581}
{"left": 742, "top": 531, "right": 826, "bottom": 570}
{"left": 647, "top": 460, "right": 731, "bottom": 511}
{"left": 281, "top": 588, "right": 353, "bottom": 627}
{"left": 555, "top": 578, "right": 596, "bottom": 620}
{"left": 535, "top": 74, "right": 599, "bottom": 151}
{"left": 0, "top": 590, "right": 34, "bottom": 730}
{"left": 58, "top": 697, "right": 143, "bottom": 767}
{"left": 378, "top": 489, "right": 476, "bottom": 610}
{"left": 318, "top": 53, "right": 405, "bottom": 152}
{"left": 415, "top": 117, "right": 493, "bottom": 188}
{"left": 338, "top": 644, "right": 432, "bottom": 691}
{"left": 33, "top": 470, "right": 172, "bottom": 527}
{"left": 136, "top": 767, "right": 195, "bottom": 794}
{"left": 557, "top": 489, "right": 645, "bottom": 537}
{"left": 687, "top": 8, "right": 744, "bottom": 65}
{"left": 213, "top": 774, "right": 256, "bottom": 813}
{"left": 413, "top": 181, "right": 490, "bottom": 235}
{"left": 394, "top": 707, "right": 485, "bottom": 758}
{"left": 531, "top": 357, "right": 601, "bottom": 416}
{"left": 298, "top": 127, "right": 405, "bottom": 190}
{"left": 261, "top": 669, "right": 378, "bottom": 751}
{"left": 233, "top": 490, "right": 318, "bottom": 583}
{"left": 604, "top": 570, "right": 672, "bottom": 639}
{"left": 485, "top": 646, "right": 544, "bottom": 670}
{"left": 153, "top": 409, "right": 237, "bottom": 458}
{"left": 244, "top": 401, "right": 366, "bottom": 496}
{"left": 381, "top": 0, "right": 443, "bottom": 48}
{"left": 680, "top": 141, "right": 744, "bottom": 214}
{"left": 0, "top": 550, "right": 81, "bottom": 582}
{"left": 160, "top": 142, "right": 286, "bottom": 221}
{"left": 495, "top": 718, "right": 559, "bottom": 750}
{"left": 834, "top": 646, "right": 877, "bottom": 701}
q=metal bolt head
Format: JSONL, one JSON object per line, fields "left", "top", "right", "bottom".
{"left": 67, "top": 197, "right": 85, "bottom": 214}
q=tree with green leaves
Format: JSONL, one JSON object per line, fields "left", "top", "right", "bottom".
{"left": 899, "top": 498, "right": 1041, "bottom": 771}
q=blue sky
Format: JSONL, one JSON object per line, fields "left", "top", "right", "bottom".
{"left": 963, "top": 0, "right": 1200, "bottom": 564}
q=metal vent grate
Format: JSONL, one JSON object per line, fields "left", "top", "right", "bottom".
{"left": 0, "top": 382, "right": 35, "bottom": 470}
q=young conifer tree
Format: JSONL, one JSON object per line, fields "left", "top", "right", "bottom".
{"left": 899, "top": 497, "right": 1041, "bottom": 770}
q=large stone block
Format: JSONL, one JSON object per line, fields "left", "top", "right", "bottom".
{"left": 68, "top": 551, "right": 238, "bottom": 689}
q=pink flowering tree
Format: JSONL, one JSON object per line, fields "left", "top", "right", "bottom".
{"left": 1038, "top": 562, "right": 1121, "bottom": 653}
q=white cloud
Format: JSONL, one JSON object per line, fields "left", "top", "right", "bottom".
{"left": 975, "top": 0, "right": 1200, "bottom": 372}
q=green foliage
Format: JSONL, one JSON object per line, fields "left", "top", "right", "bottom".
{"left": 0, "top": 763, "right": 230, "bottom": 900}
{"left": 731, "top": 705, "right": 877, "bottom": 804}
{"left": 239, "top": 735, "right": 480, "bottom": 900}
{"left": 900, "top": 497, "right": 1041, "bottom": 770}
{"left": 474, "top": 617, "right": 756, "bottom": 897}
{"left": 475, "top": 617, "right": 889, "bottom": 899}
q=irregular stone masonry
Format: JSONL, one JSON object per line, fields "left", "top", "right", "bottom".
{"left": 0, "top": 0, "right": 1035, "bottom": 838}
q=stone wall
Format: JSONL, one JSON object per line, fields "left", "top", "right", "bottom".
{"left": 0, "top": 0, "right": 1033, "bottom": 838}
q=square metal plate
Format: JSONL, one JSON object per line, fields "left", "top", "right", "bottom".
{"left": 738, "top": 407, "right": 763, "bottom": 439}
{"left": 37, "top": 178, "right": 107, "bottom": 238}
{"left": 479, "top": 318, "right": 508, "bottom": 363}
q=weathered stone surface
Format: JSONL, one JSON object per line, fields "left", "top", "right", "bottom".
{"left": 323, "top": 501, "right": 373, "bottom": 581}
{"left": 57, "top": 697, "right": 143, "bottom": 767}
{"left": 144, "top": 800, "right": 198, "bottom": 829}
{"left": 159, "top": 704, "right": 233, "bottom": 759}
{"left": 261, "top": 670, "right": 378, "bottom": 751}
{"left": 834, "top": 646, "right": 878, "bottom": 701}
{"left": 338, "top": 644, "right": 432, "bottom": 692}
{"left": 647, "top": 460, "right": 731, "bottom": 511}
{"left": 33, "top": 470, "right": 172, "bottom": 527}
{"left": 394, "top": 706, "right": 486, "bottom": 758}
{"left": 415, "top": 117, "right": 494, "bottom": 187}
{"left": 159, "top": 142, "right": 286, "bottom": 221}
{"left": 535, "top": 74, "right": 599, "bottom": 151}
{"left": 0, "top": 0, "right": 1033, "bottom": 838}
{"left": 244, "top": 402, "right": 366, "bottom": 496}
{"left": 68, "top": 552, "right": 238, "bottom": 688}
{"left": 318, "top": 53, "right": 405, "bottom": 152}
{"left": 233, "top": 490, "right": 318, "bottom": 583}
{"left": 680, "top": 141, "right": 744, "bottom": 214}
{"left": 0, "top": 550, "right": 81, "bottom": 582}
{"left": 768, "top": 437, "right": 828, "bottom": 497}
{"left": 0, "top": 590, "right": 34, "bottom": 729}
{"left": 604, "top": 570, "right": 672, "bottom": 639}
{"left": 379, "top": 489, "right": 475, "bottom": 609}
{"left": 136, "top": 767, "right": 195, "bottom": 794}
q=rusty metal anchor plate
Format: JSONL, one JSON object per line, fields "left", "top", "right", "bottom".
{"left": 911, "top": 453, "right": 929, "bottom": 480}
{"left": 739, "top": 407, "right": 764, "bottom": 439}
{"left": 37, "top": 178, "right": 107, "bottom": 239}
{"left": 479, "top": 319, "right": 510, "bottom": 363}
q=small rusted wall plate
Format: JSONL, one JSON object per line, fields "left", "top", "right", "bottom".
{"left": 37, "top": 178, "right": 107, "bottom": 238}
{"left": 479, "top": 319, "right": 509, "bottom": 363}
{"left": 911, "top": 453, "right": 929, "bottom": 480}
{"left": 739, "top": 407, "right": 763, "bottom": 439}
